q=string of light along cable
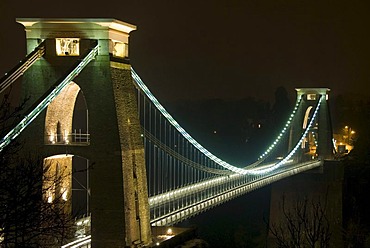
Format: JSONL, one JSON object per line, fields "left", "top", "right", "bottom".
{"left": 245, "top": 96, "right": 323, "bottom": 174}
{"left": 0, "top": 40, "right": 45, "bottom": 94}
{"left": 244, "top": 96, "right": 302, "bottom": 169}
{"left": 131, "top": 68, "right": 319, "bottom": 175}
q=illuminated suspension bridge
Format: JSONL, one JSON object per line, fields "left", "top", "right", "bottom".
{"left": 0, "top": 19, "right": 334, "bottom": 248}
{"left": 134, "top": 69, "right": 327, "bottom": 226}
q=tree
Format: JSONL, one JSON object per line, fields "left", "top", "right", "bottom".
{"left": 268, "top": 195, "right": 331, "bottom": 248}
{"left": 0, "top": 94, "right": 75, "bottom": 247}
{"left": 269, "top": 87, "right": 291, "bottom": 157}
{"left": 271, "top": 86, "right": 291, "bottom": 124}
{"left": 0, "top": 155, "right": 75, "bottom": 247}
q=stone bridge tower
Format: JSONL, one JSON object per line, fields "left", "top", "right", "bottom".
{"left": 289, "top": 88, "right": 334, "bottom": 161}
{"left": 17, "top": 18, "right": 151, "bottom": 247}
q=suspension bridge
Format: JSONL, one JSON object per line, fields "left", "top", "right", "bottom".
{"left": 0, "top": 18, "right": 335, "bottom": 247}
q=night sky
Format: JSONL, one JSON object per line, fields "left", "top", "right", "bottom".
{"left": 1, "top": 0, "right": 370, "bottom": 103}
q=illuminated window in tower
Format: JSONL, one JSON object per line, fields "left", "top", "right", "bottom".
{"left": 307, "top": 94, "right": 316, "bottom": 100}
{"left": 56, "top": 38, "right": 80, "bottom": 56}
{"left": 112, "top": 41, "right": 127, "bottom": 58}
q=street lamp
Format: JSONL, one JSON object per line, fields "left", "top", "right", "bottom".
{"left": 349, "top": 130, "right": 355, "bottom": 145}
{"left": 344, "top": 126, "right": 355, "bottom": 145}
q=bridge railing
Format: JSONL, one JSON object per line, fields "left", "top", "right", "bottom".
{"left": 46, "top": 132, "right": 90, "bottom": 145}
{"left": 149, "top": 159, "right": 323, "bottom": 226}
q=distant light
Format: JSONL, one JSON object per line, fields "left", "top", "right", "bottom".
{"left": 156, "top": 242, "right": 160, "bottom": 246}
{"left": 166, "top": 228, "right": 173, "bottom": 235}
{"left": 213, "top": 130, "right": 217, "bottom": 134}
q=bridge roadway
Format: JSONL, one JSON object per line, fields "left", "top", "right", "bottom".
{"left": 149, "top": 159, "right": 323, "bottom": 226}
{"left": 63, "top": 159, "right": 323, "bottom": 247}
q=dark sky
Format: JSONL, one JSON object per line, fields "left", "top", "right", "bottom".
{"left": 1, "top": 0, "right": 370, "bottom": 103}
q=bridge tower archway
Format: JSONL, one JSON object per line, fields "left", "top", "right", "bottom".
{"left": 44, "top": 81, "right": 89, "bottom": 145}
{"left": 289, "top": 88, "right": 334, "bottom": 161}
{"left": 43, "top": 155, "right": 88, "bottom": 214}
{"left": 16, "top": 18, "right": 151, "bottom": 247}
{"left": 43, "top": 154, "right": 90, "bottom": 219}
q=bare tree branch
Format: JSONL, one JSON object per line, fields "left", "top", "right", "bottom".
{"left": 268, "top": 193, "right": 331, "bottom": 248}
{"left": 0, "top": 97, "right": 75, "bottom": 247}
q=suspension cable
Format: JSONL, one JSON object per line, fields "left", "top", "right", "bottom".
{"left": 132, "top": 68, "right": 320, "bottom": 175}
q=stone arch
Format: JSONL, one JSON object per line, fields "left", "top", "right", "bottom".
{"left": 43, "top": 154, "right": 73, "bottom": 215}
{"left": 302, "top": 106, "right": 313, "bottom": 129}
{"left": 44, "top": 81, "right": 88, "bottom": 145}
{"left": 43, "top": 154, "right": 90, "bottom": 218}
{"left": 300, "top": 106, "right": 318, "bottom": 157}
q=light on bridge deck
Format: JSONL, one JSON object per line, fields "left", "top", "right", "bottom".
{"left": 151, "top": 226, "right": 196, "bottom": 247}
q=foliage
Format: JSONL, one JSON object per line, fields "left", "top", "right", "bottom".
{"left": 166, "top": 86, "right": 292, "bottom": 164}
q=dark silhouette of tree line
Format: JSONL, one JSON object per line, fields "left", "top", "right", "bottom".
{"left": 0, "top": 93, "right": 75, "bottom": 247}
